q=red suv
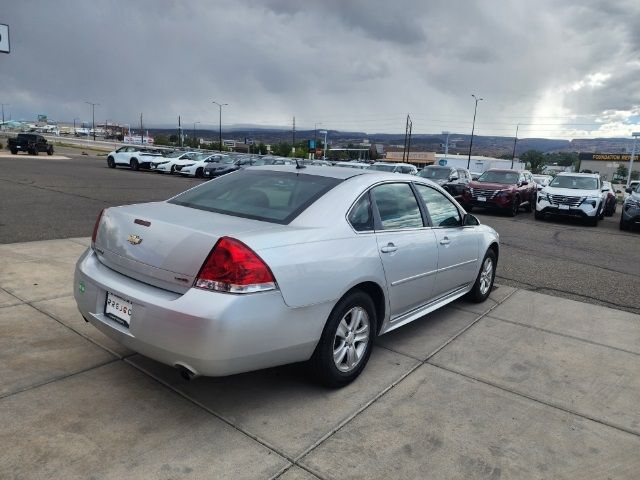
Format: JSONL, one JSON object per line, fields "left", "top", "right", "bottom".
{"left": 462, "top": 169, "right": 537, "bottom": 216}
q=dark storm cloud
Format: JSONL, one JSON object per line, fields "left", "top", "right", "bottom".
{"left": 0, "top": 0, "right": 638, "bottom": 138}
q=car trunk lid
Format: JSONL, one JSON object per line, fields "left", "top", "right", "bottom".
{"left": 95, "top": 202, "right": 277, "bottom": 293}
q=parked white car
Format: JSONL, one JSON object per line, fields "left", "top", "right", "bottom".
{"left": 106, "top": 146, "right": 165, "bottom": 170}
{"left": 335, "top": 161, "right": 370, "bottom": 169}
{"left": 150, "top": 151, "right": 200, "bottom": 174}
{"left": 178, "top": 153, "right": 228, "bottom": 178}
{"left": 532, "top": 174, "right": 553, "bottom": 191}
{"left": 535, "top": 172, "right": 606, "bottom": 226}
{"left": 367, "top": 162, "right": 417, "bottom": 175}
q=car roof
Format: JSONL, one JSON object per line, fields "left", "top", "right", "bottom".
{"left": 557, "top": 172, "right": 599, "bottom": 178}
{"left": 372, "top": 162, "right": 415, "bottom": 167}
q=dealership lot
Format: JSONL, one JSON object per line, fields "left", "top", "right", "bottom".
{"left": 1, "top": 151, "right": 640, "bottom": 478}
{"left": 1, "top": 149, "right": 638, "bottom": 314}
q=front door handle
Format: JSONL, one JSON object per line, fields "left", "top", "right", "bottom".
{"left": 440, "top": 237, "right": 451, "bottom": 246}
{"left": 380, "top": 243, "right": 398, "bottom": 253}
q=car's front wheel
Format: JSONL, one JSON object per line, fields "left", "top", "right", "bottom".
{"left": 466, "top": 249, "right": 496, "bottom": 303}
{"left": 507, "top": 197, "right": 520, "bottom": 217}
{"left": 47, "top": 146, "right": 54, "bottom": 156}
{"left": 620, "top": 215, "right": 630, "bottom": 231}
{"left": 196, "top": 167, "right": 204, "bottom": 178}
{"left": 309, "top": 290, "right": 376, "bottom": 387}
{"left": 107, "top": 156, "right": 116, "bottom": 168}
{"left": 130, "top": 158, "right": 140, "bottom": 171}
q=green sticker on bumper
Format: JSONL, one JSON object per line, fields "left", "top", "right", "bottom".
{"left": 78, "top": 281, "right": 85, "bottom": 293}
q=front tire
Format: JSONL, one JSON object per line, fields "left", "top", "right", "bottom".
{"left": 130, "top": 158, "right": 140, "bottom": 171}
{"left": 507, "top": 197, "right": 520, "bottom": 217}
{"left": 47, "top": 146, "right": 54, "bottom": 156}
{"left": 107, "top": 156, "right": 116, "bottom": 168}
{"left": 620, "top": 215, "right": 630, "bottom": 231}
{"left": 467, "top": 250, "right": 497, "bottom": 303}
{"left": 196, "top": 167, "right": 204, "bottom": 178}
{"left": 309, "top": 291, "right": 376, "bottom": 388}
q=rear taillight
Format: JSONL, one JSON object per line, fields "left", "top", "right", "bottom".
{"left": 195, "top": 237, "right": 277, "bottom": 294}
{"left": 91, "top": 208, "right": 105, "bottom": 248}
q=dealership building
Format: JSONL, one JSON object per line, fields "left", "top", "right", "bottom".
{"left": 578, "top": 153, "right": 639, "bottom": 181}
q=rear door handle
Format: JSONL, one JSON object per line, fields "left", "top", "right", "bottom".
{"left": 440, "top": 237, "right": 451, "bottom": 246}
{"left": 380, "top": 243, "right": 398, "bottom": 253}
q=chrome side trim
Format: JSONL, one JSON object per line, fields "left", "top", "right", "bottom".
{"left": 390, "top": 269, "right": 437, "bottom": 286}
{"left": 437, "top": 258, "right": 478, "bottom": 273}
{"left": 389, "top": 259, "right": 477, "bottom": 287}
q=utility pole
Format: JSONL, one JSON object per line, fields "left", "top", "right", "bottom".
{"left": 0, "top": 103, "right": 8, "bottom": 131}
{"left": 627, "top": 132, "right": 640, "bottom": 187}
{"left": 406, "top": 116, "right": 413, "bottom": 163}
{"left": 85, "top": 101, "right": 99, "bottom": 141}
{"left": 442, "top": 131, "right": 451, "bottom": 158}
{"left": 402, "top": 114, "right": 412, "bottom": 162}
{"left": 212, "top": 100, "right": 228, "bottom": 152}
{"left": 292, "top": 116, "right": 296, "bottom": 152}
{"left": 319, "top": 130, "right": 328, "bottom": 160}
{"left": 511, "top": 124, "right": 519, "bottom": 169}
{"left": 193, "top": 121, "right": 200, "bottom": 147}
{"left": 178, "top": 115, "right": 182, "bottom": 147}
{"left": 140, "top": 113, "right": 144, "bottom": 145}
{"left": 467, "top": 94, "right": 483, "bottom": 169}
{"left": 314, "top": 122, "right": 322, "bottom": 159}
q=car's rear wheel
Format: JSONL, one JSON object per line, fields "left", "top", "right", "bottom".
{"left": 309, "top": 290, "right": 376, "bottom": 387}
{"left": 130, "top": 158, "right": 140, "bottom": 171}
{"left": 10, "top": 149, "right": 17, "bottom": 155}
{"left": 170, "top": 164, "right": 177, "bottom": 174}
{"left": 47, "top": 146, "right": 54, "bottom": 155}
{"left": 466, "top": 249, "right": 496, "bottom": 303}
{"left": 31, "top": 148, "right": 38, "bottom": 156}
{"left": 107, "top": 156, "right": 116, "bottom": 168}
{"left": 196, "top": 167, "right": 204, "bottom": 178}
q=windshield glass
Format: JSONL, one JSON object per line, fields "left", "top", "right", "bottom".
{"left": 418, "top": 167, "right": 450, "bottom": 179}
{"left": 549, "top": 176, "right": 598, "bottom": 190}
{"left": 164, "top": 151, "right": 184, "bottom": 158}
{"left": 367, "top": 164, "right": 395, "bottom": 172}
{"left": 194, "top": 153, "right": 212, "bottom": 161}
{"left": 477, "top": 171, "right": 519, "bottom": 184}
{"left": 169, "top": 170, "right": 341, "bottom": 224}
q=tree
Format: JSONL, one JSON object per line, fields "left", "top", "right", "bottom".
{"left": 631, "top": 170, "right": 640, "bottom": 181}
{"left": 520, "top": 150, "right": 546, "bottom": 173}
{"left": 256, "top": 142, "right": 267, "bottom": 155}
{"left": 272, "top": 142, "right": 292, "bottom": 157}
{"left": 615, "top": 164, "right": 628, "bottom": 180}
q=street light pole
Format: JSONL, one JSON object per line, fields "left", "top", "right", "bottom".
{"left": 442, "top": 131, "right": 450, "bottom": 158}
{"left": 0, "top": 103, "right": 8, "bottom": 131}
{"left": 319, "top": 130, "right": 328, "bottom": 160}
{"left": 212, "top": 100, "right": 228, "bottom": 152}
{"left": 467, "top": 94, "right": 483, "bottom": 169}
{"left": 627, "top": 132, "right": 640, "bottom": 187}
{"left": 85, "top": 101, "right": 99, "bottom": 141}
{"left": 511, "top": 124, "right": 519, "bottom": 169}
{"left": 193, "top": 121, "right": 200, "bottom": 147}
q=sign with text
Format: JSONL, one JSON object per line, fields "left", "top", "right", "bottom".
{"left": 0, "top": 24, "right": 9, "bottom": 54}
{"left": 579, "top": 153, "right": 636, "bottom": 162}
{"left": 124, "top": 135, "right": 154, "bottom": 145}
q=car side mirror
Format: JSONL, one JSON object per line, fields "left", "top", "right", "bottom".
{"left": 626, "top": 187, "right": 632, "bottom": 193}
{"left": 450, "top": 175, "right": 458, "bottom": 181}
{"left": 463, "top": 213, "right": 480, "bottom": 226}
{"left": 521, "top": 181, "right": 528, "bottom": 186}
{"left": 616, "top": 189, "right": 622, "bottom": 194}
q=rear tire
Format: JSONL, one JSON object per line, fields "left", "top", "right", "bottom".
{"left": 620, "top": 215, "right": 630, "bottom": 231}
{"left": 308, "top": 290, "right": 376, "bottom": 388}
{"left": 31, "top": 148, "right": 38, "bottom": 156}
{"left": 466, "top": 249, "right": 497, "bottom": 303}
{"left": 10, "top": 149, "right": 17, "bottom": 155}
{"left": 130, "top": 158, "right": 140, "bottom": 171}
{"left": 170, "top": 164, "right": 177, "bottom": 174}
{"left": 107, "top": 156, "right": 116, "bottom": 168}
{"left": 47, "top": 146, "right": 54, "bottom": 156}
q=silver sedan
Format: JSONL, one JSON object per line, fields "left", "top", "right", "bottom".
{"left": 74, "top": 166, "right": 499, "bottom": 387}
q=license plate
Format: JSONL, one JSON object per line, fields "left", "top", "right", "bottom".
{"left": 105, "top": 292, "right": 133, "bottom": 327}
{"left": 558, "top": 204, "right": 570, "bottom": 210}
{"left": 477, "top": 196, "right": 487, "bottom": 202}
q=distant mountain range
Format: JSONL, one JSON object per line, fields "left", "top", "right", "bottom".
{"left": 147, "top": 126, "right": 637, "bottom": 157}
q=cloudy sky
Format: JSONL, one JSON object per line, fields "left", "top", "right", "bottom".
{"left": 1, "top": 0, "right": 639, "bottom": 139}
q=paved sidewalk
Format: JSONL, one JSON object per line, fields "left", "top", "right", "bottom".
{"left": 1, "top": 238, "right": 639, "bottom": 479}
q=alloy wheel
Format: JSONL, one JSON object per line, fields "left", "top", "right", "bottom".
{"left": 479, "top": 257, "right": 493, "bottom": 295}
{"left": 333, "top": 306, "right": 370, "bottom": 373}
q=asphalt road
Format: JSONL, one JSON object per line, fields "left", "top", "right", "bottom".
{"left": 1, "top": 148, "right": 638, "bottom": 314}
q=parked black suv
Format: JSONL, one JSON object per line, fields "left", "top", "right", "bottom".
{"left": 417, "top": 165, "right": 471, "bottom": 197}
{"left": 8, "top": 134, "right": 54, "bottom": 155}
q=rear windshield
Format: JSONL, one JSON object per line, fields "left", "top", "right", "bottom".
{"left": 169, "top": 170, "right": 342, "bottom": 224}
{"left": 418, "top": 167, "right": 450, "bottom": 179}
{"left": 367, "top": 164, "right": 395, "bottom": 172}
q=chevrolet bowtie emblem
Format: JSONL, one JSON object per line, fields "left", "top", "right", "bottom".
{"left": 128, "top": 234, "right": 143, "bottom": 245}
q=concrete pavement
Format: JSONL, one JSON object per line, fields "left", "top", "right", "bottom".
{"left": 1, "top": 238, "right": 639, "bottom": 479}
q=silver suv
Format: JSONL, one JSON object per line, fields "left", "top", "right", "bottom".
{"left": 535, "top": 172, "right": 606, "bottom": 226}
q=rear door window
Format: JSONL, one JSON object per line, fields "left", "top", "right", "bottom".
{"left": 371, "top": 183, "right": 424, "bottom": 229}
{"left": 169, "top": 170, "right": 341, "bottom": 224}
{"left": 348, "top": 193, "right": 374, "bottom": 232}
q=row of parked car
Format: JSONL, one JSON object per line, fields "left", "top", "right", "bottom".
{"left": 106, "top": 146, "right": 636, "bottom": 230}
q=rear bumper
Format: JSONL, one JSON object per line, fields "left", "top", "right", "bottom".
{"left": 74, "top": 249, "right": 331, "bottom": 376}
